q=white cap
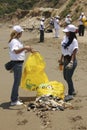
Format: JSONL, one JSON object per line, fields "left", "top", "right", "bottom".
{"left": 13, "top": 25, "right": 24, "bottom": 33}
{"left": 67, "top": 14, "right": 70, "bottom": 17}
{"left": 41, "top": 18, "right": 45, "bottom": 21}
{"left": 55, "top": 15, "right": 60, "bottom": 19}
{"left": 81, "top": 12, "right": 84, "bottom": 15}
{"left": 63, "top": 24, "right": 77, "bottom": 32}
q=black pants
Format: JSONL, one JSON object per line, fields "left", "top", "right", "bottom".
{"left": 79, "top": 25, "right": 85, "bottom": 36}
{"left": 40, "top": 30, "right": 44, "bottom": 42}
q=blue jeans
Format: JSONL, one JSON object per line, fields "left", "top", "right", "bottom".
{"left": 11, "top": 63, "right": 23, "bottom": 102}
{"left": 63, "top": 59, "right": 77, "bottom": 95}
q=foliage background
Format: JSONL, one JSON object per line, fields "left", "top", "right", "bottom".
{"left": 0, "top": 0, "right": 66, "bottom": 16}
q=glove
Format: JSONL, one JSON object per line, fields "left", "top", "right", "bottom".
{"left": 66, "top": 61, "right": 73, "bottom": 69}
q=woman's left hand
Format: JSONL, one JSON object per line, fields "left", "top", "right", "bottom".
{"left": 30, "top": 49, "right": 38, "bottom": 53}
{"left": 66, "top": 61, "right": 73, "bottom": 69}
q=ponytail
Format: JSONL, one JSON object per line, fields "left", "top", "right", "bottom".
{"left": 8, "top": 30, "right": 20, "bottom": 43}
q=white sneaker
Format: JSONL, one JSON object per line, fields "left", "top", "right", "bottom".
{"left": 11, "top": 100, "right": 23, "bottom": 106}
{"left": 64, "top": 95, "right": 73, "bottom": 102}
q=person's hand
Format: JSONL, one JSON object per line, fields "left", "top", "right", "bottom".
{"left": 66, "top": 61, "right": 73, "bottom": 69}
{"left": 24, "top": 46, "right": 32, "bottom": 51}
{"left": 24, "top": 46, "right": 37, "bottom": 53}
{"left": 58, "top": 59, "right": 61, "bottom": 63}
{"left": 30, "top": 49, "right": 38, "bottom": 53}
{"left": 58, "top": 60, "right": 63, "bottom": 65}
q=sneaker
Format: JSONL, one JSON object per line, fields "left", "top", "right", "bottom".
{"left": 72, "top": 91, "right": 77, "bottom": 96}
{"left": 64, "top": 95, "right": 73, "bottom": 102}
{"left": 11, "top": 100, "right": 23, "bottom": 106}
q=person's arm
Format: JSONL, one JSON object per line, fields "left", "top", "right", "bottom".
{"left": 66, "top": 48, "right": 77, "bottom": 69}
{"left": 70, "top": 48, "right": 78, "bottom": 62}
{"left": 58, "top": 54, "right": 64, "bottom": 65}
{"left": 79, "top": 16, "right": 83, "bottom": 22}
{"left": 14, "top": 46, "right": 33, "bottom": 54}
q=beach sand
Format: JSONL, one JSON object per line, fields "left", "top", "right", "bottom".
{"left": 0, "top": 23, "right": 87, "bottom": 130}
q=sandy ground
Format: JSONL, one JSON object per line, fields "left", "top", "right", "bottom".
{"left": 0, "top": 23, "right": 87, "bottom": 130}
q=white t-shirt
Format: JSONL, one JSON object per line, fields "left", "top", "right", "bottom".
{"left": 65, "top": 17, "right": 72, "bottom": 24}
{"left": 79, "top": 15, "right": 86, "bottom": 25}
{"left": 9, "top": 38, "right": 25, "bottom": 61}
{"left": 54, "top": 18, "right": 60, "bottom": 29}
{"left": 40, "top": 21, "right": 45, "bottom": 30}
{"left": 61, "top": 36, "right": 78, "bottom": 56}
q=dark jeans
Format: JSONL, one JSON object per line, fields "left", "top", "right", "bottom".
{"left": 79, "top": 25, "right": 85, "bottom": 36}
{"left": 11, "top": 63, "right": 23, "bottom": 102}
{"left": 40, "top": 30, "right": 44, "bottom": 42}
{"left": 63, "top": 59, "right": 77, "bottom": 95}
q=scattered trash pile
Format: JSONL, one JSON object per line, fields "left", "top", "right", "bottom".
{"left": 27, "top": 95, "right": 73, "bottom": 129}
{"left": 27, "top": 95, "right": 73, "bottom": 112}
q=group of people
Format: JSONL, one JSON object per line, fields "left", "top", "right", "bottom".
{"left": 39, "top": 12, "right": 87, "bottom": 43}
{"left": 7, "top": 11, "right": 87, "bottom": 105}
{"left": 39, "top": 14, "right": 72, "bottom": 43}
{"left": 65, "top": 12, "right": 87, "bottom": 36}
{"left": 39, "top": 15, "right": 60, "bottom": 42}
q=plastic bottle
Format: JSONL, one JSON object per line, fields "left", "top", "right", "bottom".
{"left": 59, "top": 64, "right": 63, "bottom": 70}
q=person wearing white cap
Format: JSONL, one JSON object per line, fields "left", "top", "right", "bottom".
{"left": 39, "top": 18, "right": 45, "bottom": 42}
{"left": 8, "top": 25, "right": 35, "bottom": 106}
{"left": 58, "top": 24, "right": 78, "bottom": 101}
{"left": 54, "top": 15, "right": 60, "bottom": 38}
{"left": 65, "top": 14, "right": 72, "bottom": 26}
{"left": 13, "top": 25, "right": 24, "bottom": 32}
{"left": 78, "top": 12, "right": 86, "bottom": 36}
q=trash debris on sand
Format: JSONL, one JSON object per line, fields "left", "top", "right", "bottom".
{"left": 27, "top": 95, "right": 73, "bottom": 112}
{"left": 27, "top": 95, "right": 73, "bottom": 128}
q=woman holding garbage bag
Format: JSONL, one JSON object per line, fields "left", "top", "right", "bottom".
{"left": 58, "top": 24, "right": 78, "bottom": 101}
{"left": 8, "top": 25, "right": 35, "bottom": 106}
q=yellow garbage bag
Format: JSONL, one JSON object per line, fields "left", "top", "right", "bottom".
{"left": 37, "top": 81, "right": 65, "bottom": 99}
{"left": 84, "top": 21, "right": 87, "bottom": 27}
{"left": 82, "top": 17, "right": 87, "bottom": 22}
{"left": 20, "top": 52, "right": 49, "bottom": 91}
{"left": 81, "top": 17, "right": 87, "bottom": 27}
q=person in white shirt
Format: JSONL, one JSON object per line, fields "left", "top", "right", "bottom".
{"left": 58, "top": 24, "right": 78, "bottom": 101}
{"left": 78, "top": 12, "right": 86, "bottom": 36}
{"left": 65, "top": 14, "right": 72, "bottom": 26}
{"left": 8, "top": 25, "right": 35, "bottom": 106}
{"left": 39, "top": 18, "right": 45, "bottom": 42}
{"left": 54, "top": 16, "right": 60, "bottom": 38}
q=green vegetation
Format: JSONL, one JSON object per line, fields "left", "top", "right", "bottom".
{"left": 0, "top": 0, "right": 37, "bottom": 17}
{"left": 52, "top": 0, "right": 60, "bottom": 6}
{"left": 0, "top": 0, "right": 65, "bottom": 17}
{"left": 72, "top": 5, "right": 83, "bottom": 21}
{"left": 66, "top": 0, "right": 76, "bottom": 8}
{"left": 0, "top": 0, "right": 82, "bottom": 22}
{"left": 60, "top": 0, "right": 76, "bottom": 18}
